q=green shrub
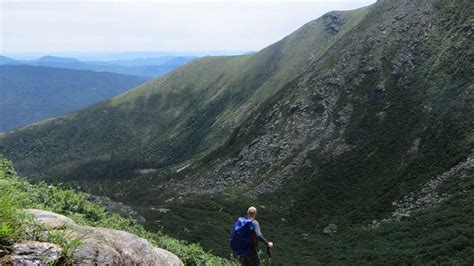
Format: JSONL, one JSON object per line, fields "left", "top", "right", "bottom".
{"left": 44, "top": 230, "right": 82, "bottom": 265}
{"left": 0, "top": 179, "right": 27, "bottom": 246}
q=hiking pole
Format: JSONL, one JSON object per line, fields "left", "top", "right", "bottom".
{"left": 267, "top": 246, "right": 272, "bottom": 265}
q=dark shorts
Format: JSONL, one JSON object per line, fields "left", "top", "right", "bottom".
{"left": 239, "top": 248, "right": 260, "bottom": 266}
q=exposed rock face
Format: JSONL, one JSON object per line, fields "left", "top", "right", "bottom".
{"left": 391, "top": 156, "right": 474, "bottom": 218}
{"left": 322, "top": 11, "right": 347, "bottom": 34}
{"left": 171, "top": 0, "right": 469, "bottom": 201}
{"left": 370, "top": 156, "right": 474, "bottom": 227}
{"left": 2, "top": 241, "right": 63, "bottom": 265}
{"left": 19, "top": 209, "right": 184, "bottom": 266}
{"left": 172, "top": 51, "right": 356, "bottom": 196}
{"left": 71, "top": 228, "right": 182, "bottom": 265}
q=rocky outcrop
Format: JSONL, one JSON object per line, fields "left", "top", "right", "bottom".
{"left": 322, "top": 224, "right": 338, "bottom": 234}
{"left": 322, "top": 11, "right": 346, "bottom": 34}
{"left": 390, "top": 156, "right": 474, "bottom": 219}
{"left": 2, "top": 209, "right": 183, "bottom": 266}
{"left": 2, "top": 241, "right": 63, "bottom": 265}
{"left": 371, "top": 156, "right": 474, "bottom": 227}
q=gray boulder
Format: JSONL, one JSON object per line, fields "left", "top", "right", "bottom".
{"left": 23, "top": 209, "right": 184, "bottom": 266}
{"left": 392, "top": 212, "right": 410, "bottom": 222}
{"left": 323, "top": 224, "right": 337, "bottom": 234}
{"left": 26, "top": 208, "right": 74, "bottom": 228}
{"left": 322, "top": 12, "right": 346, "bottom": 35}
{"left": 2, "top": 241, "right": 63, "bottom": 265}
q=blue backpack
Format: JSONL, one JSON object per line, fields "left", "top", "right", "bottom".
{"left": 230, "top": 217, "right": 255, "bottom": 256}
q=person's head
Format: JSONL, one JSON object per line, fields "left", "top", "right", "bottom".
{"left": 247, "top": 206, "right": 257, "bottom": 219}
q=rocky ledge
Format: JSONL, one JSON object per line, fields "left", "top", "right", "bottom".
{"left": 370, "top": 156, "right": 474, "bottom": 227}
{"left": 1, "top": 209, "right": 183, "bottom": 266}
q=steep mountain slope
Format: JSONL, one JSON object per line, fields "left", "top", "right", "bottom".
{"left": 0, "top": 0, "right": 473, "bottom": 264}
{"left": 0, "top": 6, "right": 369, "bottom": 183}
{"left": 0, "top": 65, "right": 149, "bottom": 131}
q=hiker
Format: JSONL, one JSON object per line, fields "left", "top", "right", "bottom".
{"left": 230, "top": 206, "right": 273, "bottom": 266}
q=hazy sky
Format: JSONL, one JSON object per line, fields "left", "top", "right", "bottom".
{"left": 1, "top": 0, "right": 375, "bottom": 54}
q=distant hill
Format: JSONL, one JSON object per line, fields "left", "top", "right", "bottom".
{"left": 35, "top": 55, "right": 81, "bottom": 63}
{"left": 0, "top": 65, "right": 150, "bottom": 131}
{"left": 0, "top": 56, "right": 21, "bottom": 65}
{"left": 0, "top": 55, "right": 196, "bottom": 77}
